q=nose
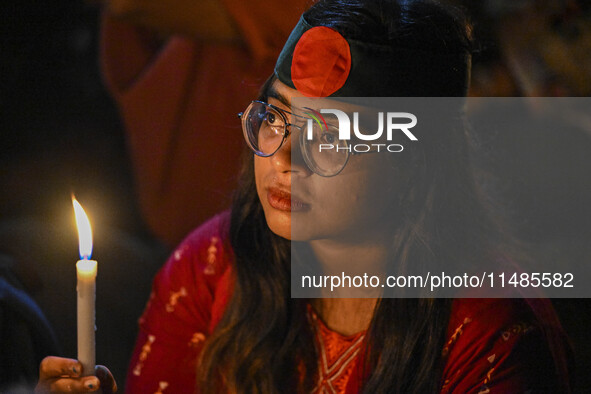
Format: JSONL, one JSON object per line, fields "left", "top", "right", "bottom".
{"left": 271, "top": 128, "right": 310, "bottom": 175}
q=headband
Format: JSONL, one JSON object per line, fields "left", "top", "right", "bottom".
{"left": 274, "top": 16, "right": 471, "bottom": 97}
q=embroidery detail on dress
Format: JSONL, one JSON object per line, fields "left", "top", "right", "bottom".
{"left": 501, "top": 322, "right": 534, "bottom": 342}
{"left": 487, "top": 354, "right": 496, "bottom": 364}
{"left": 139, "top": 291, "right": 156, "bottom": 325}
{"left": 165, "top": 287, "right": 188, "bottom": 312}
{"left": 308, "top": 307, "right": 366, "bottom": 394}
{"left": 440, "top": 368, "right": 462, "bottom": 393}
{"left": 173, "top": 244, "right": 191, "bottom": 261}
{"left": 188, "top": 332, "right": 206, "bottom": 348}
{"left": 442, "top": 317, "right": 472, "bottom": 357}
{"left": 154, "top": 381, "right": 169, "bottom": 394}
{"left": 204, "top": 236, "right": 219, "bottom": 275}
{"left": 483, "top": 367, "right": 495, "bottom": 384}
{"left": 132, "top": 335, "right": 156, "bottom": 376}
{"left": 477, "top": 385, "right": 490, "bottom": 394}
{"left": 174, "top": 249, "right": 183, "bottom": 261}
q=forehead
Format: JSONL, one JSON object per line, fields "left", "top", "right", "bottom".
{"left": 266, "top": 80, "right": 363, "bottom": 116}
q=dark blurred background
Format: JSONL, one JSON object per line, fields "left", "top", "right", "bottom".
{"left": 1, "top": 0, "right": 590, "bottom": 392}
{"left": 1, "top": 0, "right": 166, "bottom": 390}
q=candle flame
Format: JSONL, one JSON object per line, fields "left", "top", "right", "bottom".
{"left": 72, "top": 197, "right": 93, "bottom": 259}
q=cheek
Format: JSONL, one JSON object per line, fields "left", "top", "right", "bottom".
{"left": 363, "top": 160, "right": 404, "bottom": 213}
{"left": 302, "top": 176, "right": 366, "bottom": 233}
{"left": 254, "top": 156, "right": 292, "bottom": 239}
{"left": 318, "top": 161, "right": 401, "bottom": 230}
{"left": 254, "top": 156, "right": 265, "bottom": 199}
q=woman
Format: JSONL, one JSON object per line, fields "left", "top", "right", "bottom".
{"left": 37, "top": 0, "right": 571, "bottom": 392}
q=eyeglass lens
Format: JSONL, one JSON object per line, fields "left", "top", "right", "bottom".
{"left": 242, "top": 101, "right": 286, "bottom": 156}
{"left": 241, "top": 101, "right": 350, "bottom": 177}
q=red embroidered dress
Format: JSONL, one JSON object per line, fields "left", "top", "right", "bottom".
{"left": 125, "top": 213, "right": 570, "bottom": 393}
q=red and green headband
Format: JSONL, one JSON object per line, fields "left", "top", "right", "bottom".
{"left": 274, "top": 16, "right": 471, "bottom": 97}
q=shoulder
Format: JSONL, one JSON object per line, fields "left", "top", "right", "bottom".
{"left": 148, "top": 211, "right": 234, "bottom": 332}
{"left": 441, "top": 298, "right": 569, "bottom": 393}
{"left": 159, "top": 211, "right": 233, "bottom": 286}
{"left": 126, "top": 212, "right": 235, "bottom": 392}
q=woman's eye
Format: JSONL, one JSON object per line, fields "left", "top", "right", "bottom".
{"left": 265, "top": 112, "right": 281, "bottom": 127}
{"left": 320, "top": 131, "right": 337, "bottom": 144}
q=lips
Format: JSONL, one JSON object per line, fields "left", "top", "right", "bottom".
{"left": 267, "top": 187, "right": 310, "bottom": 212}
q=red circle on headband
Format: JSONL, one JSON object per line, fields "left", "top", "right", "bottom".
{"left": 291, "top": 26, "right": 351, "bottom": 97}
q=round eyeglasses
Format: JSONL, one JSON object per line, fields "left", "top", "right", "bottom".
{"left": 239, "top": 100, "right": 375, "bottom": 177}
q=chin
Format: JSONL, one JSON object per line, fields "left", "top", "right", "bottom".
{"left": 267, "top": 215, "right": 323, "bottom": 242}
{"left": 263, "top": 210, "right": 292, "bottom": 240}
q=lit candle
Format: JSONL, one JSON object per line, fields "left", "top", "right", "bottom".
{"left": 73, "top": 197, "right": 97, "bottom": 377}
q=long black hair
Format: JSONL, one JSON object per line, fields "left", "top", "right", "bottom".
{"left": 196, "top": 1, "right": 499, "bottom": 392}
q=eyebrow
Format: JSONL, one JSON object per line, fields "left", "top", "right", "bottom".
{"left": 265, "top": 85, "right": 291, "bottom": 108}
{"left": 264, "top": 84, "right": 340, "bottom": 129}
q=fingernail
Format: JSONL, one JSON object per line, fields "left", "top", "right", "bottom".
{"left": 85, "top": 378, "right": 99, "bottom": 390}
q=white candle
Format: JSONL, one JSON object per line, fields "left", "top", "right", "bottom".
{"left": 77, "top": 258, "right": 97, "bottom": 375}
{"left": 73, "top": 198, "right": 97, "bottom": 376}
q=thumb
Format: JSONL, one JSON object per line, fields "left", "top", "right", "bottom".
{"left": 95, "top": 365, "right": 118, "bottom": 393}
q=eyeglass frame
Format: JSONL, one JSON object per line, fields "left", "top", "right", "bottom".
{"left": 238, "top": 100, "right": 381, "bottom": 176}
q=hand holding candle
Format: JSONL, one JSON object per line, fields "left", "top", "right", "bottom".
{"left": 73, "top": 197, "right": 97, "bottom": 377}
{"left": 35, "top": 199, "right": 117, "bottom": 392}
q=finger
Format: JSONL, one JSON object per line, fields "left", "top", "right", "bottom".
{"left": 95, "top": 365, "right": 118, "bottom": 393}
{"left": 39, "top": 357, "right": 82, "bottom": 380}
{"left": 49, "top": 376, "right": 100, "bottom": 393}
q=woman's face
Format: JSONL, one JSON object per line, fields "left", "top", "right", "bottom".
{"left": 254, "top": 80, "right": 409, "bottom": 242}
